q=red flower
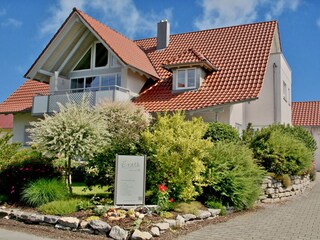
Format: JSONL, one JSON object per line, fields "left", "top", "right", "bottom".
{"left": 169, "top": 198, "right": 174, "bottom": 203}
{"left": 158, "top": 184, "right": 167, "bottom": 192}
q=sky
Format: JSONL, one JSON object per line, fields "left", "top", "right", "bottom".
{"left": 0, "top": 0, "right": 319, "bottom": 103}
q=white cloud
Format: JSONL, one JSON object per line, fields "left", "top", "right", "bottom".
{"left": 317, "top": 18, "right": 320, "bottom": 28}
{"left": 40, "top": 0, "right": 87, "bottom": 36}
{"left": 40, "top": 0, "right": 172, "bottom": 39}
{"left": 1, "top": 18, "right": 22, "bottom": 28}
{"left": 195, "top": 0, "right": 302, "bottom": 30}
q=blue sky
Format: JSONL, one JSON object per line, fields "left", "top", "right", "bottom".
{"left": 0, "top": 0, "right": 319, "bottom": 103}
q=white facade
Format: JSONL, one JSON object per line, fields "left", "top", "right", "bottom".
{"left": 12, "top": 113, "right": 40, "bottom": 145}
{"left": 303, "top": 127, "right": 320, "bottom": 170}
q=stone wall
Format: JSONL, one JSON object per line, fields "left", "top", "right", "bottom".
{"left": 259, "top": 175, "right": 311, "bottom": 203}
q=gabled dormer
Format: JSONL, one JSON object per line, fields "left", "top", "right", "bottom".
{"left": 162, "top": 48, "right": 217, "bottom": 92}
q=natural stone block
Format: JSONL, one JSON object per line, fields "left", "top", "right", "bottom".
{"left": 109, "top": 225, "right": 128, "bottom": 240}
{"left": 151, "top": 226, "right": 160, "bottom": 237}
{"left": 164, "top": 218, "right": 176, "bottom": 227}
{"left": 55, "top": 223, "right": 71, "bottom": 231}
{"left": 196, "top": 210, "right": 211, "bottom": 219}
{"left": 208, "top": 209, "right": 221, "bottom": 217}
{"left": 58, "top": 217, "right": 80, "bottom": 229}
{"left": 182, "top": 213, "right": 196, "bottom": 221}
{"left": 44, "top": 215, "right": 60, "bottom": 225}
{"left": 89, "top": 220, "right": 111, "bottom": 234}
{"left": 153, "top": 222, "right": 170, "bottom": 231}
{"left": 131, "top": 229, "right": 152, "bottom": 240}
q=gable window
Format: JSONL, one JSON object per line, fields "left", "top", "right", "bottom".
{"left": 95, "top": 43, "right": 108, "bottom": 68}
{"left": 177, "top": 68, "right": 196, "bottom": 89}
{"left": 73, "top": 42, "right": 109, "bottom": 71}
{"left": 74, "top": 48, "right": 91, "bottom": 71}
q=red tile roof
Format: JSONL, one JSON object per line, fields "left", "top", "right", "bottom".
{"left": 292, "top": 101, "right": 320, "bottom": 126}
{"left": 134, "top": 21, "right": 277, "bottom": 112}
{"left": 162, "top": 48, "right": 216, "bottom": 71}
{"left": 0, "top": 80, "right": 49, "bottom": 113}
{"left": 0, "top": 114, "right": 13, "bottom": 129}
{"left": 75, "top": 9, "right": 159, "bottom": 79}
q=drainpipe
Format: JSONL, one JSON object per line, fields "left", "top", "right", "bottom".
{"left": 273, "top": 63, "right": 278, "bottom": 123}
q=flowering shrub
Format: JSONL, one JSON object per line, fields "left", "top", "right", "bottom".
{"left": 0, "top": 149, "right": 59, "bottom": 202}
{"left": 156, "top": 184, "right": 174, "bottom": 211}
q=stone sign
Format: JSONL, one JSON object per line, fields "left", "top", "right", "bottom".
{"left": 114, "top": 155, "right": 146, "bottom": 205}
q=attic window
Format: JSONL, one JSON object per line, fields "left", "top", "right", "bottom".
{"left": 74, "top": 48, "right": 91, "bottom": 70}
{"left": 95, "top": 43, "right": 108, "bottom": 67}
{"left": 177, "top": 68, "right": 196, "bottom": 89}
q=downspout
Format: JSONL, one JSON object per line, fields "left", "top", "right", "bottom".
{"left": 273, "top": 63, "right": 278, "bottom": 123}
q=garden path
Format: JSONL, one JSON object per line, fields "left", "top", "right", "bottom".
{"left": 180, "top": 174, "right": 320, "bottom": 240}
{"left": 0, "top": 228, "right": 54, "bottom": 240}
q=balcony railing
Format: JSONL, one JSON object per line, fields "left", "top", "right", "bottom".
{"left": 32, "top": 86, "right": 131, "bottom": 115}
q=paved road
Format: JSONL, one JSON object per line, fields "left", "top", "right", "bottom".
{"left": 181, "top": 175, "right": 320, "bottom": 240}
{"left": 0, "top": 228, "right": 54, "bottom": 240}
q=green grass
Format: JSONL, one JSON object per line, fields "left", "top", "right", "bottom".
{"left": 38, "top": 198, "right": 83, "bottom": 215}
{"left": 72, "top": 182, "right": 111, "bottom": 198}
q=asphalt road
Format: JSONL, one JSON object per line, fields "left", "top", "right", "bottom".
{"left": 0, "top": 228, "right": 54, "bottom": 240}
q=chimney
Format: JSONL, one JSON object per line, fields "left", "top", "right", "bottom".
{"left": 157, "top": 20, "right": 170, "bottom": 50}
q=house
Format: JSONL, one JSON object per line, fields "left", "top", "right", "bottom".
{"left": 292, "top": 101, "right": 320, "bottom": 170}
{"left": 0, "top": 8, "right": 291, "bottom": 145}
{"left": 0, "top": 114, "right": 13, "bottom": 138}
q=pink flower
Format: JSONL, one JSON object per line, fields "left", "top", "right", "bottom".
{"left": 158, "top": 184, "right": 167, "bottom": 192}
{"left": 169, "top": 198, "right": 174, "bottom": 203}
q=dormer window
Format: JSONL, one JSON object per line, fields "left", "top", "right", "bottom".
{"left": 177, "top": 68, "right": 196, "bottom": 89}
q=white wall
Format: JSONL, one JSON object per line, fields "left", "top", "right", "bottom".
{"left": 126, "top": 69, "right": 147, "bottom": 96}
{"left": 12, "top": 113, "right": 40, "bottom": 145}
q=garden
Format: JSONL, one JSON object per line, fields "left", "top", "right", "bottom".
{"left": 0, "top": 100, "right": 316, "bottom": 239}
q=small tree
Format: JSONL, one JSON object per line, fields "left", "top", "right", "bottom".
{"left": 85, "top": 101, "right": 151, "bottom": 189}
{"left": 0, "top": 131, "right": 21, "bottom": 162}
{"left": 29, "top": 99, "right": 108, "bottom": 193}
{"left": 204, "top": 122, "right": 240, "bottom": 143}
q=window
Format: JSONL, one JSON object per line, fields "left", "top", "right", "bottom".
{"left": 71, "top": 73, "right": 121, "bottom": 92}
{"left": 177, "top": 69, "right": 196, "bottom": 89}
{"left": 95, "top": 43, "right": 108, "bottom": 68}
{"left": 74, "top": 48, "right": 91, "bottom": 70}
{"left": 283, "top": 81, "right": 287, "bottom": 101}
{"left": 73, "top": 42, "right": 109, "bottom": 71}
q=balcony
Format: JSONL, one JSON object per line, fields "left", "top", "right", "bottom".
{"left": 32, "top": 86, "right": 131, "bottom": 116}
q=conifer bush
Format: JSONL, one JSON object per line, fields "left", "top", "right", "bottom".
{"left": 202, "top": 142, "right": 265, "bottom": 210}
{"left": 204, "top": 122, "right": 240, "bottom": 142}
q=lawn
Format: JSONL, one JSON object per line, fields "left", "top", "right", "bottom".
{"left": 72, "top": 183, "right": 111, "bottom": 198}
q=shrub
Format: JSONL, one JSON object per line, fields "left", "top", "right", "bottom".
{"left": 0, "top": 131, "right": 21, "bottom": 161}
{"left": 174, "top": 201, "right": 203, "bottom": 215}
{"left": 38, "top": 198, "right": 82, "bottom": 215}
{"left": 251, "top": 129, "right": 313, "bottom": 175}
{"left": 202, "top": 142, "right": 265, "bottom": 210}
{"left": 142, "top": 112, "right": 212, "bottom": 202}
{"left": 0, "top": 149, "right": 60, "bottom": 202}
{"left": 21, "top": 178, "right": 70, "bottom": 207}
{"left": 85, "top": 101, "right": 150, "bottom": 189}
{"left": 204, "top": 122, "right": 240, "bottom": 143}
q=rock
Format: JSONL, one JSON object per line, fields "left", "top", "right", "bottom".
{"left": 153, "top": 222, "right": 170, "bottom": 231}
{"left": 0, "top": 209, "right": 9, "bottom": 218}
{"left": 196, "top": 210, "right": 211, "bottom": 219}
{"left": 138, "top": 214, "right": 145, "bottom": 219}
{"left": 89, "top": 219, "right": 111, "bottom": 234}
{"left": 266, "top": 188, "right": 275, "bottom": 195}
{"left": 55, "top": 224, "right": 71, "bottom": 231}
{"left": 24, "top": 213, "right": 44, "bottom": 224}
{"left": 109, "top": 225, "right": 128, "bottom": 240}
{"left": 164, "top": 218, "right": 176, "bottom": 227}
{"left": 131, "top": 229, "right": 152, "bottom": 240}
{"left": 79, "top": 220, "right": 89, "bottom": 229}
{"left": 208, "top": 208, "right": 221, "bottom": 217}
{"left": 58, "top": 217, "right": 80, "bottom": 229}
{"left": 182, "top": 214, "right": 196, "bottom": 221}
{"left": 176, "top": 215, "right": 186, "bottom": 227}
{"left": 79, "top": 228, "right": 95, "bottom": 234}
{"left": 151, "top": 226, "right": 160, "bottom": 237}
{"left": 43, "top": 215, "right": 60, "bottom": 224}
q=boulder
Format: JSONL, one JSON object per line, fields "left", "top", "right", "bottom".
{"left": 109, "top": 225, "right": 128, "bottom": 240}
{"left": 58, "top": 217, "right": 80, "bottom": 229}
{"left": 131, "top": 229, "right": 152, "bottom": 240}
{"left": 153, "top": 222, "right": 170, "bottom": 231}
{"left": 182, "top": 213, "right": 196, "bottom": 221}
{"left": 43, "top": 215, "right": 60, "bottom": 225}
{"left": 151, "top": 226, "right": 160, "bottom": 237}
{"left": 89, "top": 219, "right": 111, "bottom": 234}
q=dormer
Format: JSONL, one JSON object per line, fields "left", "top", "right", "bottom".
{"left": 162, "top": 48, "right": 217, "bottom": 92}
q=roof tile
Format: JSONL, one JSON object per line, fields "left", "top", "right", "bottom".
{"left": 292, "top": 101, "right": 320, "bottom": 126}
